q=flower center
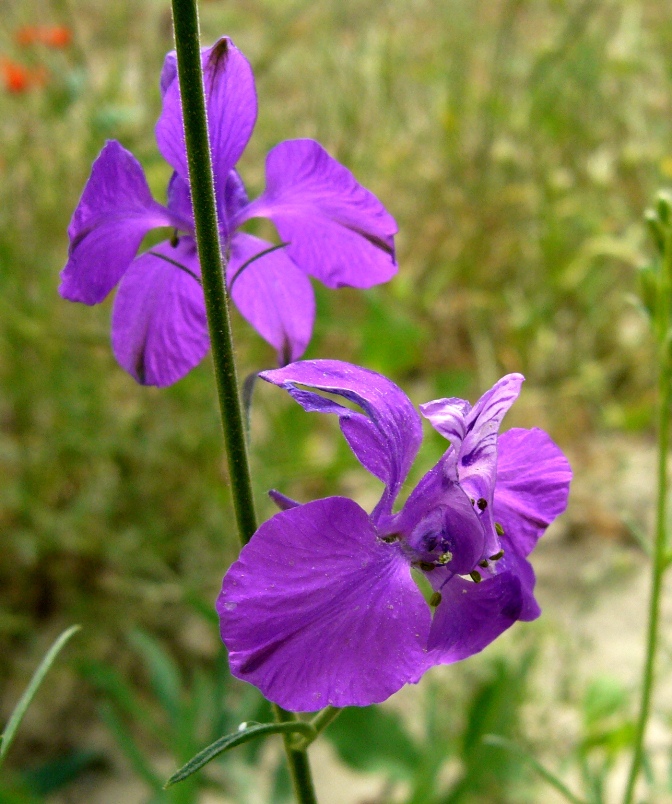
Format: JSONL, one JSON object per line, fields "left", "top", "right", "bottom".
{"left": 403, "top": 507, "right": 463, "bottom": 571}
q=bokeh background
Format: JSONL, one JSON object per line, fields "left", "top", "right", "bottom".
{"left": 2, "top": 0, "right": 672, "bottom": 801}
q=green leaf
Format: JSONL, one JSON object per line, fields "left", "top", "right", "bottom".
{"left": 0, "top": 625, "right": 80, "bottom": 765}
{"left": 324, "top": 705, "right": 420, "bottom": 777}
{"left": 483, "top": 735, "right": 587, "bottom": 804}
{"left": 165, "top": 721, "right": 316, "bottom": 788}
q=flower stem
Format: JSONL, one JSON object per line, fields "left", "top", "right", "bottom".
{"left": 274, "top": 705, "right": 319, "bottom": 804}
{"left": 168, "top": 2, "right": 318, "bottom": 800}
{"left": 291, "top": 707, "right": 342, "bottom": 751}
{"left": 622, "top": 218, "right": 672, "bottom": 804}
{"left": 169, "top": 0, "right": 256, "bottom": 546}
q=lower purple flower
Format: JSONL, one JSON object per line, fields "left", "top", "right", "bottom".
{"left": 217, "top": 361, "right": 571, "bottom": 710}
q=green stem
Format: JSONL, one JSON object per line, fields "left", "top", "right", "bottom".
{"left": 288, "top": 706, "right": 343, "bottom": 753}
{"left": 274, "top": 705, "right": 318, "bottom": 804}
{"left": 169, "top": 0, "right": 256, "bottom": 546}
{"left": 309, "top": 706, "right": 343, "bottom": 738}
{"left": 168, "top": 3, "right": 318, "bottom": 801}
{"left": 292, "top": 707, "right": 342, "bottom": 750}
{"left": 622, "top": 228, "right": 672, "bottom": 804}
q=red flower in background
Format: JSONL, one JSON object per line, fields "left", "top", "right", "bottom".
{"left": 0, "top": 58, "right": 47, "bottom": 93}
{"left": 1, "top": 24, "right": 71, "bottom": 93}
{"left": 15, "top": 26, "right": 72, "bottom": 49}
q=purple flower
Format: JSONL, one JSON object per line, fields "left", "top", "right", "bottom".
{"left": 60, "top": 38, "right": 397, "bottom": 386}
{"left": 217, "top": 360, "right": 571, "bottom": 710}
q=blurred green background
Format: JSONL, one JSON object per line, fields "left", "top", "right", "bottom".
{"left": 1, "top": 0, "right": 671, "bottom": 801}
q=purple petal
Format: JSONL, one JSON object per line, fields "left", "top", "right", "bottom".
{"left": 421, "top": 374, "right": 524, "bottom": 558}
{"left": 228, "top": 233, "right": 315, "bottom": 363}
{"left": 494, "top": 535, "right": 541, "bottom": 621}
{"left": 111, "top": 238, "right": 209, "bottom": 386}
{"left": 391, "top": 464, "right": 485, "bottom": 576}
{"left": 218, "top": 497, "right": 430, "bottom": 710}
{"left": 167, "top": 171, "right": 193, "bottom": 228}
{"left": 494, "top": 428, "right": 572, "bottom": 557}
{"left": 60, "top": 141, "right": 176, "bottom": 305}
{"left": 259, "top": 360, "right": 422, "bottom": 515}
{"left": 159, "top": 50, "right": 177, "bottom": 96}
{"left": 268, "top": 489, "right": 300, "bottom": 511}
{"left": 240, "top": 139, "right": 397, "bottom": 288}
{"left": 427, "top": 571, "right": 523, "bottom": 662}
{"left": 156, "top": 38, "right": 257, "bottom": 188}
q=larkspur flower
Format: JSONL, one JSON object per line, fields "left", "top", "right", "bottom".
{"left": 59, "top": 38, "right": 397, "bottom": 386}
{"left": 217, "top": 360, "right": 571, "bottom": 710}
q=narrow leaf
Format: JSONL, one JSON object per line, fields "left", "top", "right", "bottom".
{"left": 0, "top": 625, "right": 81, "bottom": 765}
{"left": 165, "top": 721, "right": 316, "bottom": 787}
{"left": 483, "top": 735, "right": 587, "bottom": 804}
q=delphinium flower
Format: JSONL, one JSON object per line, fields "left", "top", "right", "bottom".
{"left": 60, "top": 38, "right": 397, "bottom": 386}
{"left": 217, "top": 360, "right": 571, "bottom": 710}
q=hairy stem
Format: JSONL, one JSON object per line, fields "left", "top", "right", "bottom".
{"left": 169, "top": 1, "right": 256, "bottom": 545}
{"left": 168, "top": 2, "right": 318, "bottom": 800}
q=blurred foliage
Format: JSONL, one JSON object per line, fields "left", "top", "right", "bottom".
{"left": 1, "top": 0, "right": 671, "bottom": 800}
{"left": 324, "top": 649, "right": 535, "bottom": 803}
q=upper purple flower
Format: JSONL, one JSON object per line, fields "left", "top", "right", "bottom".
{"left": 217, "top": 360, "right": 571, "bottom": 711}
{"left": 59, "top": 38, "right": 397, "bottom": 386}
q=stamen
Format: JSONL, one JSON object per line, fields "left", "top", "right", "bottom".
{"left": 417, "top": 561, "right": 436, "bottom": 572}
{"left": 495, "top": 522, "right": 504, "bottom": 536}
{"left": 478, "top": 559, "right": 489, "bottom": 568}
{"left": 489, "top": 549, "right": 505, "bottom": 561}
{"left": 469, "top": 570, "right": 482, "bottom": 583}
{"left": 477, "top": 498, "right": 487, "bottom": 511}
{"left": 170, "top": 229, "right": 180, "bottom": 247}
{"left": 429, "top": 591, "right": 442, "bottom": 607}
{"left": 437, "top": 551, "right": 453, "bottom": 565}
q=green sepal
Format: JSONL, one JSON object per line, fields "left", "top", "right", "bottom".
{"left": 164, "top": 720, "right": 317, "bottom": 788}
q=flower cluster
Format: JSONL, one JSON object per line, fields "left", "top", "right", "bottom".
{"left": 217, "top": 360, "right": 571, "bottom": 710}
{"left": 60, "top": 37, "right": 397, "bottom": 386}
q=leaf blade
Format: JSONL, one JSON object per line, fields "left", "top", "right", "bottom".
{"left": 0, "top": 625, "right": 81, "bottom": 765}
{"left": 165, "top": 721, "right": 316, "bottom": 787}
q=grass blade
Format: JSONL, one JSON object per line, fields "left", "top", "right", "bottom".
{"left": 0, "top": 625, "right": 81, "bottom": 765}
